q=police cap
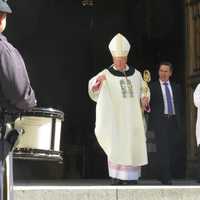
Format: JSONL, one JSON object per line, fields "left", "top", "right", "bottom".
{"left": 0, "top": 0, "right": 12, "bottom": 14}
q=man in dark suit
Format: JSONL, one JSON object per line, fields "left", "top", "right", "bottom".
{"left": 149, "top": 61, "right": 184, "bottom": 185}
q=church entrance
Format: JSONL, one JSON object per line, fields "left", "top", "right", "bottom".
{"left": 7, "top": 0, "right": 188, "bottom": 180}
{"left": 77, "top": 0, "right": 187, "bottom": 179}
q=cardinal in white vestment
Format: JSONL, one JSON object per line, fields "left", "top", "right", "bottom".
{"left": 194, "top": 84, "right": 200, "bottom": 146}
{"left": 88, "top": 33, "right": 150, "bottom": 185}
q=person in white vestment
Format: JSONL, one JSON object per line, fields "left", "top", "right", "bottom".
{"left": 194, "top": 84, "right": 200, "bottom": 183}
{"left": 194, "top": 84, "right": 200, "bottom": 148}
{"left": 88, "top": 33, "right": 150, "bottom": 185}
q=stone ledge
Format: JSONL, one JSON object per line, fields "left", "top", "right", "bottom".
{"left": 14, "top": 186, "right": 200, "bottom": 200}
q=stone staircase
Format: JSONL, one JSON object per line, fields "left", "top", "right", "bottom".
{"left": 14, "top": 180, "right": 200, "bottom": 200}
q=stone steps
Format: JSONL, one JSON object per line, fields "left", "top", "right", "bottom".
{"left": 14, "top": 180, "right": 200, "bottom": 200}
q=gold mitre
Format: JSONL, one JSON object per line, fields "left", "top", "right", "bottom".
{"left": 108, "top": 33, "right": 130, "bottom": 57}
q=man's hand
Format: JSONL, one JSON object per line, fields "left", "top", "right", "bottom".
{"left": 92, "top": 74, "right": 106, "bottom": 92}
{"left": 141, "top": 96, "right": 150, "bottom": 112}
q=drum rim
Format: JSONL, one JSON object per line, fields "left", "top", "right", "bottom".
{"left": 20, "top": 107, "right": 64, "bottom": 120}
{"left": 14, "top": 148, "right": 63, "bottom": 162}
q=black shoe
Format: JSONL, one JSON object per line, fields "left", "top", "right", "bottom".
{"left": 110, "top": 178, "right": 122, "bottom": 185}
{"left": 129, "top": 180, "right": 138, "bottom": 185}
{"left": 161, "top": 180, "right": 172, "bottom": 185}
{"left": 121, "top": 180, "right": 138, "bottom": 185}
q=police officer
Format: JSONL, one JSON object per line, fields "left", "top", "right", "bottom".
{"left": 0, "top": 0, "right": 36, "bottom": 199}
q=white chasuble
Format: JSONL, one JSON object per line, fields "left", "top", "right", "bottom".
{"left": 194, "top": 84, "right": 200, "bottom": 146}
{"left": 89, "top": 68, "right": 148, "bottom": 166}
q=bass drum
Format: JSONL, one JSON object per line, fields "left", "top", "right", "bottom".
{"left": 14, "top": 107, "right": 64, "bottom": 162}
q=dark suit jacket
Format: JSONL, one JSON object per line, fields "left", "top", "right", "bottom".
{"left": 148, "top": 81, "right": 182, "bottom": 132}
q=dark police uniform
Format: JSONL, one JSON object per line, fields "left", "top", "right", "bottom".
{"left": 0, "top": 33, "right": 36, "bottom": 110}
{"left": 0, "top": 1, "right": 37, "bottom": 199}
